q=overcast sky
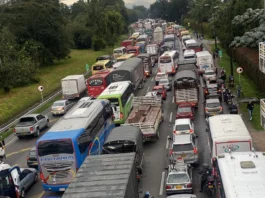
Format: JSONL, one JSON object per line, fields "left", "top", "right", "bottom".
{"left": 61, "top": 0, "right": 154, "bottom": 8}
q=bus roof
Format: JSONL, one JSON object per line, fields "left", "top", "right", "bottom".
{"left": 209, "top": 114, "right": 251, "bottom": 142}
{"left": 37, "top": 99, "right": 108, "bottom": 141}
{"left": 93, "top": 60, "right": 110, "bottom": 65}
{"left": 196, "top": 51, "right": 211, "bottom": 57}
{"left": 117, "top": 54, "right": 134, "bottom": 60}
{"left": 217, "top": 152, "right": 265, "bottom": 198}
{"left": 87, "top": 72, "right": 110, "bottom": 79}
{"left": 161, "top": 50, "right": 177, "bottom": 57}
{"left": 99, "top": 81, "right": 131, "bottom": 97}
{"left": 185, "top": 39, "right": 197, "bottom": 44}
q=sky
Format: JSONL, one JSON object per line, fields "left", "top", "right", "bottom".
{"left": 61, "top": 0, "right": 154, "bottom": 8}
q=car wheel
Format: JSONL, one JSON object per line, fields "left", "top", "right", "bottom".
{"left": 20, "top": 188, "right": 25, "bottom": 198}
{"left": 34, "top": 129, "right": 40, "bottom": 137}
{"left": 17, "top": 136, "right": 22, "bottom": 139}
{"left": 46, "top": 120, "right": 50, "bottom": 128}
{"left": 34, "top": 174, "right": 38, "bottom": 183}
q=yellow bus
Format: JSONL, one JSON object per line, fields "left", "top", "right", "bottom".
{"left": 116, "top": 53, "right": 135, "bottom": 63}
{"left": 91, "top": 60, "right": 114, "bottom": 75}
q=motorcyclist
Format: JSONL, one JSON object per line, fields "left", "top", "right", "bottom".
{"left": 143, "top": 191, "right": 151, "bottom": 198}
{"left": 199, "top": 163, "right": 212, "bottom": 192}
{"left": 229, "top": 102, "right": 238, "bottom": 114}
{"left": 229, "top": 75, "right": 234, "bottom": 83}
{"left": 220, "top": 67, "right": 226, "bottom": 82}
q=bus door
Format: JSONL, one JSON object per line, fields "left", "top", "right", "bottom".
{"left": 109, "top": 98, "right": 122, "bottom": 122}
{"left": 0, "top": 140, "right": 5, "bottom": 161}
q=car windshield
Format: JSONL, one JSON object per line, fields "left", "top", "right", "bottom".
{"left": 53, "top": 102, "right": 64, "bottom": 107}
{"left": 167, "top": 173, "right": 190, "bottom": 184}
{"left": 177, "top": 107, "right": 192, "bottom": 113}
{"left": 184, "top": 55, "right": 195, "bottom": 59}
{"left": 127, "top": 49, "right": 136, "bottom": 53}
{"left": 156, "top": 74, "right": 166, "bottom": 78}
{"left": 159, "top": 79, "right": 168, "bottom": 84}
{"left": 173, "top": 143, "right": 193, "bottom": 152}
{"left": 114, "top": 50, "right": 122, "bottom": 54}
{"left": 108, "top": 98, "right": 120, "bottom": 106}
{"left": 164, "top": 37, "right": 174, "bottom": 42}
{"left": 160, "top": 57, "right": 171, "bottom": 63}
{"left": 93, "top": 65, "right": 104, "bottom": 71}
{"left": 206, "top": 102, "right": 220, "bottom": 108}
{"left": 206, "top": 72, "right": 215, "bottom": 75}
{"left": 29, "top": 150, "right": 36, "bottom": 157}
{"left": 175, "top": 124, "right": 190, "bottom": 131}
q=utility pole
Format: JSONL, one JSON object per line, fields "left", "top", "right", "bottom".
{"left": 229, "top": 0, "right": 234, "bottom": 76}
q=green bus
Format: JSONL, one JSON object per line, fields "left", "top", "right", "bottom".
{"left": 98, "top": 81, "right": 134, "bottom": 124}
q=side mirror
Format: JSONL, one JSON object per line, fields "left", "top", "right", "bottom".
{"left": 168, "top": 136, "right": 173, "bottom": 140}
{"left": 206, "top": 128, "right": 209, "bottom": 132}
{"left": 164, "top": 166, "right": 169, "bottom": 170}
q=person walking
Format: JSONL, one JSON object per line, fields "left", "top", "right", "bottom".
{"left": 236, "top": 84, "right": 242, "bottom": 98}
{"left": 247, "top": 101, "right": 254, "bottom": 120}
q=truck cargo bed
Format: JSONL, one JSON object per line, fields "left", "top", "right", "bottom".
{"left": 174, "top": 88, "right": 198, "bottom": 106}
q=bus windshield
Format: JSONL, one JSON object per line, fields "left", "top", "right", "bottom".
{"left": 127, "top": 49, "right": 136, "bottom": 54}
{"left": 108, "top": 98, "right": 120, "bottom": 106}
{"left": 88, "top": 78, "right": 103, "bottom": 86}
{"left": 117, "top": 58, "right": 126, "bottom": 62}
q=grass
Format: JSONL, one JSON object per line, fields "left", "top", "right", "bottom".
{"left": 0, "top": 35, "right": 127, "bottom": 126}
{"left": 210, "top": 44, "right": 264, "bottom": 131}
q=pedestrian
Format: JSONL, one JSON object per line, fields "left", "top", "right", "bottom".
{"left": 236, "top": 84, "right": 242, "bottom": 98}
{"left": 247, "top": 101, "right": 254, "bottom": 120}
{"left": 196, "top": 33, "right": 199, "bottom": 40}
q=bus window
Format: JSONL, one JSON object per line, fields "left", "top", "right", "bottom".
{"left": 38, "top": 140, "right": 74, "bottom": 157}
{"left": 88, "top": 78, "right": 103, "bottom": 86}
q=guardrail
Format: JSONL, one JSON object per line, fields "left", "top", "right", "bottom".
{"left": 0, "top": 90, "right": 62, "bottom": 134}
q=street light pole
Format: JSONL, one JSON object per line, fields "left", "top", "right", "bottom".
{"left": 213, "top": 6, "right": 219, "bottom": 50}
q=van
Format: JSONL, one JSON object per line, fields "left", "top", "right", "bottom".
{"left": 113, "top": 47, "right": 126, "bottom": 59}
{"left": 91, "top": 60, "right": 114, "bottom": 75}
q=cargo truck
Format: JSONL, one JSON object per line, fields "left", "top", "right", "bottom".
{"left": 122, "top": 96, "right": 163, "bottom": 142}
{"left": 61, "top": 75, "right": 86, "bottom": 99}
{"left": 62, "top": 153, "right": 139, "bottom": 198}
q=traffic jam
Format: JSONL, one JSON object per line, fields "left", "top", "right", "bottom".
{"left": 1, "top": 19, "right": 263, "bottom": 198}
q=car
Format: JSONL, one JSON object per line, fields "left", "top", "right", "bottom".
{"left": 170, "top": 134, "right": 198, "bottom": 165}
{"left": 27, "top": 147, "right": 38, "bottom": 169}
{"left": 155, "top": 72, "right": 168, "bottom": 85}
{"left": 153, "top": 85, "right": 167, "bottom": 100}
{"left": 173, "top": 118, "right": 194, "bottom": 135}
{"left": 51, "top": 99, "right": 74, "bottom": 115}
{"left": 205, "top": 98, "right": 223, "bottom": 118}
{"left": 203, "top": 69, "right": 217, "bottom": 82}
{"left": 167, "top": 194, "right": 196, "bottom": 198}
{"left": 176, "top": 104, "right": 194, "bottom": 120}
{"left": 165, "top": 158, "right": 193, "bottom": 195}
{"left": 204, "top": 83, "right": 222, "bottom": 100}
{"left": 158, "top": 78, "right": 172, "bottom": 91}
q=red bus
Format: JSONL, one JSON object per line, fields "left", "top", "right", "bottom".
{"left": 86, "top": 70, "right": 110, "bottom": 98}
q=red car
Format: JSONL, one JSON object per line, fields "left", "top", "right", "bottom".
{"left": 153, "top": 85, "right": 167, "bottom": 100}
{"left": 176, "top": 103, "right": 194, "bottom": 120}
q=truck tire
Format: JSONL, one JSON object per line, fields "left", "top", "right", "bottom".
{"left": 34, "top": 128, "right": 40, "bottom": 137}
{"left": 20, "top": 188, "right": 25, "bottom": 198}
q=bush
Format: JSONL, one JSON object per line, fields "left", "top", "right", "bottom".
{"left": 92, "top": 36, "right": 107, "bottom": 51}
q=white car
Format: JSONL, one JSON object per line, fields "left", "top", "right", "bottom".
{"left": 173, "top": 118, "right": 194, "bottom": 135}
{"left": 203, "top": 69, "right": 217, "bottom": 82}
{"left": 155, "top": 72, "right": 168, "bottom": 85}
{"left": 159, "top": 78, "right": 172, "bottom": 91}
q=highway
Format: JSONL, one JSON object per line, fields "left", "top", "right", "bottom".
{"left": 3, "top": 37, "right": 231, "bottom": 198}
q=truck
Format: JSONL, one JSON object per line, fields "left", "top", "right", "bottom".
{"left": 62, "top": 153, "right": 139, "bottom": 198}
{"left": 146, "top": 44, "right": 159, "bottom": 64}
{"left": 108, "top": 57, "right": 145, "bottom": 90}
{"left": 153, "top": 27, "right": 164, "bottom": 46}
{"left": 122, "top": 96, "right": 163, "bottom": 142}
{"left": 13, "top": 114, "right": 49, "bottom": 139}
{"left": 61, "top": 75, "right": 86, "bottom": 99}
{"left": 174, "top": 70, "right": 199, "bottom": 107}
{"left": 196, "top": 51, "right": 215, "bottom": 74}
{"left": 0, "top": 163, "right": 38, "bottom": 198}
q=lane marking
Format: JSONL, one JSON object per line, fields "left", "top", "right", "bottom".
{"left": 6, "top": 147, "right": 31, "bottom": 157}
{"left": 6, "top": 138, "right": 16, "bottom": 146}
{"left": 151, "top": 77, "right": 154, "bottom": 81}
{"left": 38, "top": 191, "right": 45, "bottom": 198}
{"left": 172, "top": 97, "right": 174, "bottom": 104}
{"left": 166, "top": 136, "right": 170, "bottom": 149}
{"left": 146, "top": 86, "right": 150, "bottom": 93}
{"left": 169, "top": 112, "right": 173, "bottom": 123}
{"left": 159, "top": 171, "right": 165, "bottom": 195}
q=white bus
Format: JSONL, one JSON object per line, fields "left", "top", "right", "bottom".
{"left": 158, "top": 50, "right": 178, "bottom": 75}
{"left": 214, "top": 152, "right": 265, "bottom": 198}
{"left": 208, "top": 114, "right": 252, "bottom": 159}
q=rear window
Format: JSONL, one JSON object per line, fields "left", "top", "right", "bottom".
{"left": 175, "top": 124, "right": 190, "bottom": 131}
{"left": 164, "top": 37, "right": 174, "bottom": 42}
{"left": 173, "top": 144, "right": 193, "bottom": 152}
{"left": 117, "top": 58, "right": 126, "bottom": 62}
{"left": 127, "top": 49, "right": 136, "bottom": 54}
{"left": 167, "top": 173, "right": 190, "bottom": 183}
{"left": 184, "top": 55, "right": 195, "bottom": 59}
{"left": 37, "top": 140, "right": 74, "bottom": 157}
{"left": 19, "top": 117, "right": 36, "bottom": 123}
{"left": 206, "top": 102, "right": 220, "bottom": 108}
{"left": 159, "top": 79, "right": 168, "bottom": 84}
{"left": 88, "top": 78, "right": 103, "bottom": 86}
{"left": 29, "top": 151, "right": 36, "bottom": 157}
{"left": 177, "top": 107, "right": 192, "bottom": 113}
{"left": 53, "top": 102, "right": 64, "bottom": 107}
{"left": 157, "top": 74, "right": 166, "bottom": 78}
{"left": 93, "top": 65, "right": 104, "bottom": 71}
{"left": 160, "top": 57, "right": 171, "bottom": 63}
{"left": 208, "top": 88, "right": 217, "bottom": 92}
{"left": 205, "top": 71, "right": 215, "bottom": 75}
{"left": 114, "top": 50, "right": 122, "bottom": 54}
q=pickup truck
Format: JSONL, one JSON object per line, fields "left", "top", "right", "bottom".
{"left": 0, "top": 163, "right": 38, "bottom": 198}
{"left": 122, "top": 96, "right": 163, "bottom": 142}
{"left": 14, "top": 114, "right": 49, "bottom": 139}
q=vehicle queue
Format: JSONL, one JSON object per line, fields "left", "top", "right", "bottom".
{"left": 2, "top": 19, "right": 264, "bottom": 198}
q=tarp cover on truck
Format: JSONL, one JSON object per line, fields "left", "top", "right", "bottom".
{"left": 63, "top": 153, "right": 138, "bottom": 198}
{"left": 174, "top": 70, "right": 197, "bottom": 89}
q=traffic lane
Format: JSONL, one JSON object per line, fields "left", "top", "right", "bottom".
{"left": 140, "top": 82, "right": 175, "bottom": 197}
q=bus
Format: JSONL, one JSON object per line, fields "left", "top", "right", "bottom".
{"left": 36, "top": 98, "right": 115, "bottom": 192}
{"left": 214, "top": 152, "right": 265, "bottom": 198}
{"left": 86, "top": 70, "right": 110, "bottom": 98}
{"left": 158, "top": 50, "right": 178, "bottom": 75}
{"left": 91, "top": 60, "right": 114, "bottom": 75}
{"left": 208, "top": 114, "right": 252, "bottom": 160}
{"left": 116, "top": 53, "right": 135, "bottom": 63}
{"left": 98, "top": 81, "right": 134, "bottom": 124}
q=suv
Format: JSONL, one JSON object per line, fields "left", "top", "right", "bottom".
{"left": 27, "top": 147, "right": 38, "bottom": 169}
{"left": 203, "top": 69, "right": 217, "bottom": 82}
{"left": 176, "top": 104, "right": 194, "bottom": 121}
{"left": 165, "top": 159, "right": 193, "bottom": 195}
{"left": 205, "top": 98, "right": 223, "bottom": 117}
{"left": 173, "top": 119, "right": 194, "bottom": 135}
{"left": 155, "top": 72, "right": 168, "bottom": 85}
{"left": 204, "top": 83, "right": 221, "bottom": 100}
{"left": 169, "top": 134, "right": 198, "bottom": 165}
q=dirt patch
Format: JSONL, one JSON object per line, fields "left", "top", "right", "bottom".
{"left": 250, "top": 132, "right": 265, "bottom": 151}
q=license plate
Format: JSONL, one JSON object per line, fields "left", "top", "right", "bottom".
{"left": 59, "top": 188, "right": 65, "bottom": 191}
{"left": 208, "top": 185, "right": 213, "bottom": 188}
{"left": 181, "top": 154, "right": 186, "bottom": 158}
{"left": 175, "top": 185, "right": 182, "bottom": 189}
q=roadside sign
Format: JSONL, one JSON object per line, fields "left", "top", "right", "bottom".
{"left": 236, "top": 67, "right": 243, "bottom": 74}
{"left": 38, "top": 85, "right": 44, "bottom": 103}
{"left": 86, "top": 64, "right": 89, "bottom": 71}
{"left": 218, "top": 50, "right": 222, "bottom": 57}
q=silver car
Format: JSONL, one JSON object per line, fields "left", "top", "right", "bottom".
{"left": 166, "top": 159, "right": 193, "bottom": 195}
{"left": 203, "top": 69, "right": 216, "bottom": 82}
{"left": 159, "top": 78, "right": 172, "bottom": 91}
{"left": 51, "top": 100, "right": 73, "bottom": 115}
{"left": 205, "top": 98, "right": 223, "bottom": 117}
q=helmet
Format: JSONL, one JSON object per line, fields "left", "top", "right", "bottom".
{"left": 202, "top": 163, "right": 209, "bottom": 169}
{"left": 145, "top": 191, "right": 150, "bottom": 196}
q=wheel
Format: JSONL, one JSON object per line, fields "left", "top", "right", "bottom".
{"left": 46, "top": 120, "right": 50, "bottom": 128}
{"left": 20, "top": 188, "right": 25, "bottom": 198}
{"left": 17, "top": 136, "right": 22, "bottom": 139}
{"left": 34, "top": 129, "right": 40, "bottom": 137}
{"left": 34, "top": 174, "right": 38, "bottom": 183}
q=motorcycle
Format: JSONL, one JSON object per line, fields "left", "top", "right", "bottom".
{"left": 229, "top": 77, "right": 234, "bottom": 87}
{"left": 205, "top": 175, "right": 214, "bottom": 196}
{"left": 226, "top": 94, "right": 233, "bottom": 106}
{"left": 229, "top": 103, "right": 238, "bottom": 114}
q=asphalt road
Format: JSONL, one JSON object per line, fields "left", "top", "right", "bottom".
{"left": 3, "top": 37, "right": 231, "bottom": 198}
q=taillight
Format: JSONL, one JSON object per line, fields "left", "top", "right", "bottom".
{"left": 169, "top": 149, "right": 173, "bottom": 155}
{"left": 186, "top": 183, "right": 192, "bottom": 188}
{"left": 218, "top": 89, "right": 221, "bottom": 93}
{"left": 172, "top": 66, "right": 174, "bottom": 72}
{"left": 190, "top": 113, "right": 193, "bottom": 117}
{"left": 190, "top": 129, "right": 193, "bottom": 133}
{"left": 220, "top": 106, "right": 223, "bottom": 111}
{"left": 173, "top": 130, "right": 176, "bottom": 134}
{"left": 120, "top": 113, "right": 124, "bottom": 119}
{"left": 166, "top": 185, "right": 172, "bottom": 189}
{"left": 205, "top": 108, "right": 208, "bottom": 112}
{"left": 40, "top": 172, "right": 47, "bottom": 184}
{"left": 26, "top": 157, "right": 29, "bottom": 160}
{"left": 176, "top": 115, "right": 179, "bottom": 118}
{"left": 30, "top": 127, "right": 34, "bottom": 132}
{"left": 194, "top": 147, "right": 198, "bottom": 154}
{"left": 13, "top": 128, "right": 16, "bottom": 133}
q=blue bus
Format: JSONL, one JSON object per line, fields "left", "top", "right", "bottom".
{"left": 36, "top": 98, "right": 115, "bottom": 192}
